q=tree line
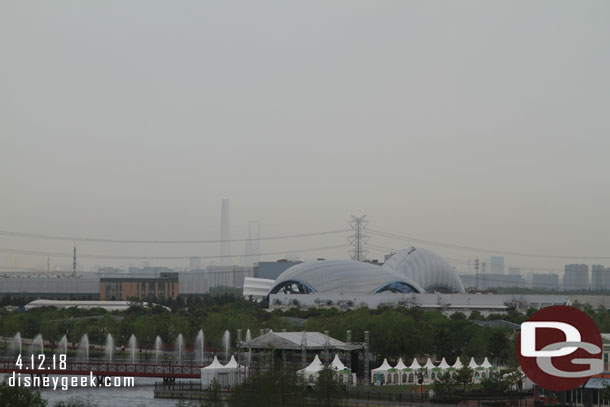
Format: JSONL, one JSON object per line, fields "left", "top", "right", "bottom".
{"left": 2, "top": 293, "right": 609, "bottom": 365}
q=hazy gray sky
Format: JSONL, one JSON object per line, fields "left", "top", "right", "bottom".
{"left": 1, "top": 1, "right": 609, "bottom": 274}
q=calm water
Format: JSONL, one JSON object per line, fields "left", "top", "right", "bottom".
{"left": 40, "top": 384, "right": 178, "bottom": 407}
{"left": 1, "top": 374, "right": 187, "bottom": 407}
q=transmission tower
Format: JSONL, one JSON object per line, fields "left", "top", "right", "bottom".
{"left": 348, "top": 215, "right": 369, "bottom": 261}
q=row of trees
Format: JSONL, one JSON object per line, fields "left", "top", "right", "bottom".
{"left": 0, "top": 301, "right": 518, "bottom": 363}
{"left": 3, "top": 294, "right": 608, "bottom": 364}
{"left": 432, "top": 366, "right": 525, "bottom": 403}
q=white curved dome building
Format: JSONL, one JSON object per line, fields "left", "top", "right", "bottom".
{"left": 268, "top": 260, "right": 424, "bottom": 295}
{"left": 382, "top": 247, "right": 465, "bottom": 293}
{"left": 266, "top": 247, "right": 464, "bottom": 296}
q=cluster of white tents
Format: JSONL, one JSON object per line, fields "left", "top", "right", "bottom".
{"left": 298, "top": 354, "right": 356, "bottom": 387}
{"left": 371, "top": 357, "right": 496, "bottom": 386}
{"left": 200, "top": 355, "right": 249, "bottom": 388}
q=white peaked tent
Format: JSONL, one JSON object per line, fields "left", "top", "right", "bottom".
{"left": 438, "top": 358, "right": 451, "bottom": 370}
{"left": 330, "top": 354, "right": 357, "bottom": 387}
{"left": 298, "top": 354, "right": 324, "bottom": 384}
{"left": 425, "top": 358, "right": 440, "bottom": 381}
{"left": 394, "top": 358, "right": 408, "bottom": 370}
{"left": 224, "top": 355, "right": 239, "bottom": 369}
{"left": 372, "top": 358, "right": 392, "bottom": 373}
{"left": 393, "top": 358, "right": 409, "bottom": 385}
{"left": 330, "top": 354, "right": 346, "bottom": 371}
{"left": 408, "top": 358, "right": 422, "bottom": 370}
{"left": 469, "top": 357, "right": 485, "bottom": 382}
{"left": 371, "top": 358, "right": 392, "bottom": 385}
{"left": 423, "top": 358, "right": 436, "bottom": 370}
{"left": 299, "top": 354, "right": 324, "bottom": 374}
{"left": 481, "top": 357, "right": 493, "bottom": 369}
{"left": 468, "top": 357, "right": 479, "bottom": 369}
{"left": 201, "top": 355, "right": 246, "bottom": 388}
{"left": 452, "top": 357, "right": 463, "bottom": 370}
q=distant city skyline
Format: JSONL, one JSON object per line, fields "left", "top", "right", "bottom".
{"left": 2, "top": 1, "right": 609, "bottom": 275}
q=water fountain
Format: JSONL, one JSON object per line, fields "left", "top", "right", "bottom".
{"left": 128, "top": 334, "right": 137, "bottom": 363}
{"left": 245, "top": 329, "right": 252, "bottom": 365}
{"left": 56, "top": 335, "right": 68, "bottom": 355}
{"left": 223, "top": 330, "right": 230, "bottom": 363}
{"left": 154, "top": 336, "right": 163, "bottom": 363}
{"left": 29, "top": 334, "right": 44, "bottom": 356}
{"left": 8, "top": 332, "right": 22, "bottom": 356}
{"left": 175, "top": 334, "right": 184, "bottom": 364}
{"left": 78, "top": 334, "right": 89, "bottom": 361}
{"left": 195, "top": 329, "right": 204, "bottom": 364}
{"left": 105, "top": 334, "right": 114, "bottom": 362}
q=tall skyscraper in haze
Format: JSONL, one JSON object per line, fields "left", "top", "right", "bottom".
{"left": 490, "top": 256, "right": 505, "bottom": 274}
{"left": 220, "top": 199, "right": 231, "bottom": 265}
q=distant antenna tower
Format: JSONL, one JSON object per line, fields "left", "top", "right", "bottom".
{"left": 348, "top": 215, "right": 369, "bottom": 261}
{"left": 72, "top": 244, "right": 77, "bottom": 277}
{"left": 474, "top": 258, "right": 480, "bottom": 290}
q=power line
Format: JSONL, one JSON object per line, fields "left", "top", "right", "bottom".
{"left": 0, "top": 229, "right": 350, "bottom": 244}
{"left": 368, "top": 229, "right": 610, "bottom": 260}
{"left": 0, "top": 244, "right": 351, "bottom": 261}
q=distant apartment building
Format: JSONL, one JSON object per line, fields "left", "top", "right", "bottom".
{"left": 206, "top": 265, "right": 253, "bottom": 289}
{"left": 189, "top": 257, "right": 203, "bottom": 271}
{"left": 591, "top": 265, "right": 610, "bottom": 291}
{"left": 482, "top": 273, "right": 526, "bottom": 289}
{"left": 563, "top": 264, "right": 589, "bottom": 290}
{"left": 508, "top": 267, "right": 521, "bottom": 276}
{"left": 128, "top": 266, "right": 174, "bottom": 275}
{"left": 178, "top": 271, "right": 209, "bottom": 295}
{"left": 100, "top": 272, "right": 179, "bottom": 300}
{"left": 490, "top": 256, "right": 505, "bottom": 275}
{"left": 532, "top": 273, "right": 560, "bottom": 291}
{"left": 98, "top": 267, "right": 122, "bottom": 275}
{"left": 253, "top": 260, "right": 302, "bottom": 280}
{"left": 0, "top": 275, "right": 99, "bottom": 299}
{"left": 459, "top": 273, "right": 525, "bottom": 289}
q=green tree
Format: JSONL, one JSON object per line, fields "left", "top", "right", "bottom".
{"left": 0, "top": 378, "right": 47, "bottom": 407}
{"left": 432, "top": 372, "right": 459, "bottom": 403}
{"left": 230, "top": 364, "right": 305, "bottom": 407}
{"left": 314, "top": 367, "right": 345, "bottom": 407}
{"left": 480, "top": 371, "right": 510, "bottom": 395}
{"left": 40, "top": 319, "right": 61, "bottom": 345}
{"left": 502, "top": 366, "right": 525, "bottom": 391}
{"left": 468, "top": 310, "right": 483, "bottom": 321}
{"left": 453, "top": 365, "right": 474, "bottom": 392}
{"left": 488, "top": 329, "right": 510, "bottom": 363}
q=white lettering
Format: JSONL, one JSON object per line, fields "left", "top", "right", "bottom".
{"left": 521, "top": 321, "right": 581, "bottom": 357}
